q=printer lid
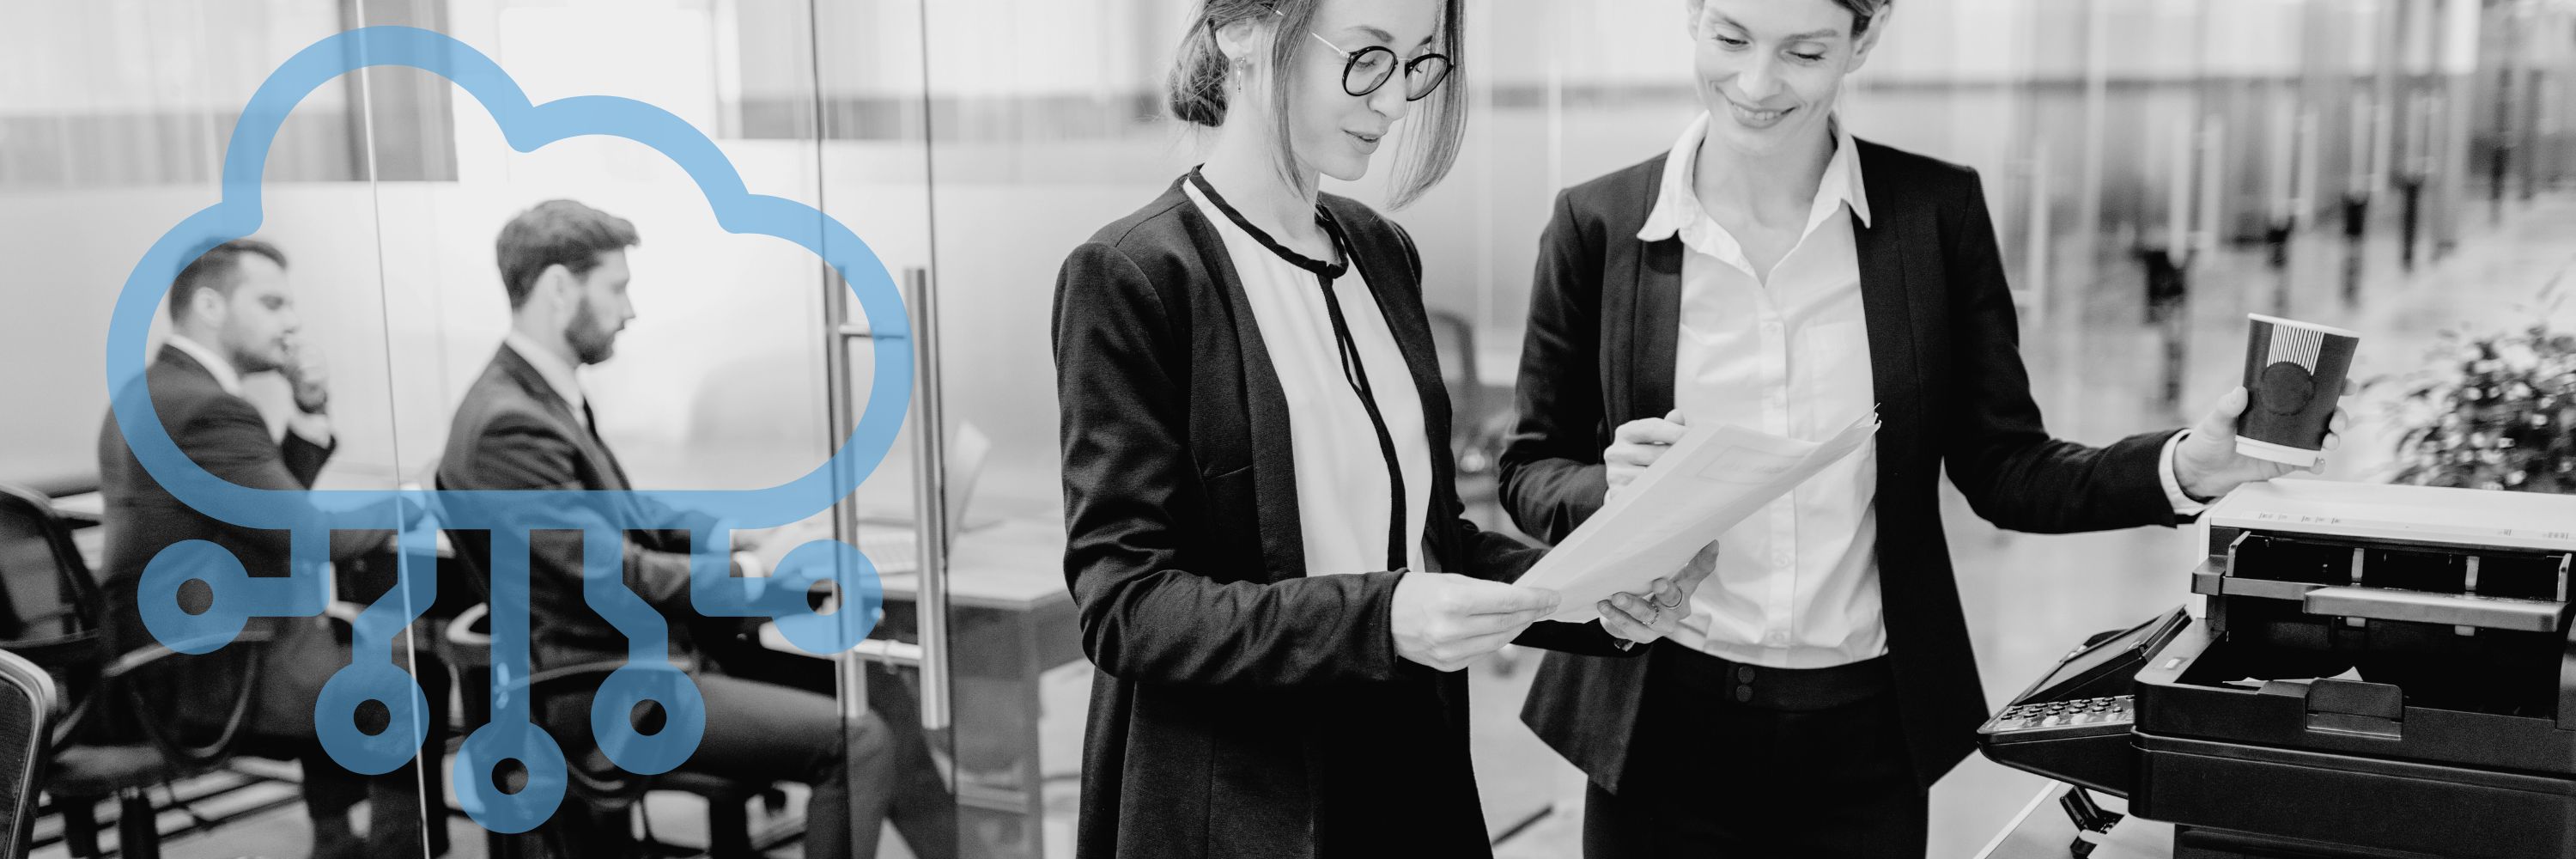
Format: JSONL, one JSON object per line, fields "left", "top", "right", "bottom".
{"left": 2208, "top": 480, "right": 2576, "bottom": 554}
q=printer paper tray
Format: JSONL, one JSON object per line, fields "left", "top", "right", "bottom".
{"left": 2134, "top": 623, "right": 2576, "bottom": 777}
{"left": 2133, "top": 731, "right": 2576, "bottom": 859}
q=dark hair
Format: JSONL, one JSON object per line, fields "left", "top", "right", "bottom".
{"left": 169, "top": 238, "right": 286, "bottom": 322}
{"left": 1837, "top": 0, "right": 1891, "bottom": 37}
{"left": 1167, "top": 0, "right": 1468, "bottom": 209}
{"left": 1695, "top": 0, "right": 1890, "bottom": 39}
{"left": 495, "top": 199, "right": 640, "bottom": 309}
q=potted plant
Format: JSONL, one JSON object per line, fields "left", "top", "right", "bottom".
{"left": 2387, "top": 289, "right": 2576, "bottom": 493}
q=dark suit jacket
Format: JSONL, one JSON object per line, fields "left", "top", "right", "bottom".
{"left": 1500, "top": 142, "right": 2184, "bottom": 793}
{"left": 1054, "top": 177, "right": 1636, "bottom": 859}
{"left": 435, "top": 344, "right": 711, "bottom": 675}
{"left": 95, "top": 344, "right": 377, "bottom": 733}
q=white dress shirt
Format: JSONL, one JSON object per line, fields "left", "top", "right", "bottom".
{"left": 165, "top": 333, "right": 332, "bottom": 445}
{"left": 1642, "top": 114, "right": 2204, "bottom": 669}
{"left": 504, "top": 331, "right": 590, "bottom": 430}
{"left": 1185, "top": 178, "right": 1433, "bottom": 576}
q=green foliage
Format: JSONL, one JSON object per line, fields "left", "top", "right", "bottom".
{"left": 2390, "top": 294, "right": 2576, "bottom": 493}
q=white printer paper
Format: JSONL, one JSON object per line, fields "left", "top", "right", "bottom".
{"left": 1518, "top": 412, "right": 1879, "bottom": 624}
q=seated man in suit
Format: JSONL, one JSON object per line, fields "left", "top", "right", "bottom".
{"left": 96, "top": 238, "right": 444, "bottom": 858}
{"left": 436, "top": 200, "right": 953, "bottom": 859}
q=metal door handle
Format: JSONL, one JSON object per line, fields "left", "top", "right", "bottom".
{"left": 905, "top": 267, "right": 955, "bottom": 735}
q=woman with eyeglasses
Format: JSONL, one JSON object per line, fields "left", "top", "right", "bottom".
{"left": 1052, "top": 0, "right": 1716, "bottom": 856}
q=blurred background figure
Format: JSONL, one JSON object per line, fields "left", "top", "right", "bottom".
{"left": 94, "top": 238, "right": 440, "bottom": 859}
{"left": 437, "top": 199, "right": 953, "bottom": 859}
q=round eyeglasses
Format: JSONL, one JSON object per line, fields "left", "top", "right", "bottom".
{"left": 1314, "top": 39, "right": 1454, "bottom": 101}
{"left": 1269, "top": 8, "right": 1454, "bottom": 101}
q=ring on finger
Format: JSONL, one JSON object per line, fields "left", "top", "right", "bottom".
{"left": 1652, "top": 591, "right": 1684, "bottom": 609}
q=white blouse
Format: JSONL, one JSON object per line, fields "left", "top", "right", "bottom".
{"left": 1184, "top": 174, "right": 1433, "bottom": 576}
{"left": 1642, "top": 113, "right": 1882, "bottom": 669}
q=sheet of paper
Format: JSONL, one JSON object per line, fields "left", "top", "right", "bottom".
{"left": 1517, "top": 412, "right": 1878, "bottom": 623}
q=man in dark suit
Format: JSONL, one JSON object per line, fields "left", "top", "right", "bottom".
{"left": 435, "top": 200, "right": 952, "bottom": 859}
{"left": 1500, "top": 1, "right": 2348, "bottom": 856}
{"left": 96, "top": 238, "right": 441, "bottom": 858}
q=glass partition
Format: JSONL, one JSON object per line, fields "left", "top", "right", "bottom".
{"left": 3, "top": 2, "right": 2570, "bottom": 858}
{"left": 0, "top": 1, "right": 442, "bottom": 856}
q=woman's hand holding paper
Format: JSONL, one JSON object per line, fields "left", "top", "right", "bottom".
{"left": 1603, "top": 410, "right": 1689, "bottom": 504}
{"left": 1601, "top": 540, "right": 1721, "bottom": 649}
{"left": 1391, "top": 572, "right": 1564, "bottom": 672}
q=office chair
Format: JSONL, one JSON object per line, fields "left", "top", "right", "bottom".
{"left": 0, "top": 483, "right": 270, "bottom": 859}
{"left": 441, "top": 606, "right": 771, "bottom": 859}
{"left": 45, "top": 637, "right": 269, "bottom": 859}
{"left": 1426, "top": 309, "right": 1480, "bottom": 440}
{"left": 1425, "top": 309, "right": 1516, "bottom": 482}
{"left": 0, "top": 486, "right": 105, "bottom": 689}
{"left": 0, "top": 648, "right": 59, "bottom": 859}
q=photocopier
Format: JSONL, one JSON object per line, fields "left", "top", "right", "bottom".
{"left": 1978, "top": 479, "right": 2576, "bottom": 858}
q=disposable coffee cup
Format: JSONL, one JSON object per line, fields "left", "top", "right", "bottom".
{"left": 2237, "top": 314, "right": 2360, "bottom": 466}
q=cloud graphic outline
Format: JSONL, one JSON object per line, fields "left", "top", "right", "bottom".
{"left": 105, "top": 26, "right": 910, "bottom": 832}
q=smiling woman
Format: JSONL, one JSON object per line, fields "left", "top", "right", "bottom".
{"left": 1049, "top": 0, "right": 1709, "bottom": 856}
{"left": 1500, "top": 0, "right": 2364, "bottom": 857}
{"left": 1166, "top": 0, "right": 1467, "bottom": 210}
{"left": 1686, "top": 0, "right": 1893, "bottom": 171}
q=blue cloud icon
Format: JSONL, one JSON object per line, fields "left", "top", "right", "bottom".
{"left": 106, "top": 26, "right": 914, "bottom": 834}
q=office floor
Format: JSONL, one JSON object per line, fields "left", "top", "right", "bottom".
{"left": 44, "top": 190, "right": 2575, "bottom": 859}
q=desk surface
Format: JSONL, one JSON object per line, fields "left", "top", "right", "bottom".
{"left": 757, "top": 517, "right": 1072, "bottom": 648}
{"left": 65, "top": 502, "right": 1067, "bottom": 609}
{"left": 1976, "top": 784, "right": 2173, "bottom": 859}
{"left": 879, "top": 519, "right": 1066, "bottom": 612}
{"left": 757, "top": 518, "right": 1075, "bottom": 672}
{"left": 46, "top": 465, "right": 407, "bottom": 527}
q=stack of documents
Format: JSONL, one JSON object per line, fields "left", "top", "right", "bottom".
{"left": 1517, "top": 413, "right": 1878, "bottom": 623}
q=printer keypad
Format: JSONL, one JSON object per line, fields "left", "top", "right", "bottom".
{"left": 1992, "top": 695, "right": 2131, "bottom": 733}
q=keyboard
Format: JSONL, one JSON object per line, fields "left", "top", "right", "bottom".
{"left": 1982, "top": 695, "right": 2134, "bottom": 738}
{"left": 854, "top": 531, "right": 919, "bottom": 576}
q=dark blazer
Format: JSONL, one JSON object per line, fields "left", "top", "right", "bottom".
{"left": 435, "top": 344, "right": 709, "bottom": 674}
{"left": 1501, "top": 141, "right": 2184, "bottom": 794}
{"left": 1054, "top": 177, "right": 1635, "bottom": 859}
{"left": 95, "top": 344, "right": 378, "bottom": 729}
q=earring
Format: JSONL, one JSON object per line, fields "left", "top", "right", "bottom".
{"left": 1231, "top": 58, "right": 1252, "bottom": 94}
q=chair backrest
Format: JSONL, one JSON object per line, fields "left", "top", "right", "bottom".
{"left": 1425, "top": 310, "right": 1479, "bottom": 439}
{"left": 0, "top": 649, "right": 57, "bottom": 859}
{"left": 0, "top": 486, "right": 103, "bottom": 674}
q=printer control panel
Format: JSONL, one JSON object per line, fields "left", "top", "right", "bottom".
{"left": 1984, "top": 695, "right": 2133, "bottom": 737}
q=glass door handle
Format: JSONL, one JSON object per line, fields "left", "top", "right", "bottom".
{"left": 822, "top": 265, "right": 952, "bottom": 749}
{"left": 904, "top": 266, "right": 956, "bottom": 735}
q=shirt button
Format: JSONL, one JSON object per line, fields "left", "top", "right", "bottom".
{"left": 1735, "top": 666, "right": 1757, "bottom": 684}
{"left": 1733, "top": 685, "right": 1754, "bottom": 704}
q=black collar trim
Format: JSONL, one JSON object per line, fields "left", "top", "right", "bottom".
{"left": 1188, "top": 168, "right": 1346, "bottom": 278}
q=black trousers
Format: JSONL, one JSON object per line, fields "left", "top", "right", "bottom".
{"left": 1583, "top": 643, "right": 1927, "bottom": 859}
{"left": 300, "top": 746, "right": 449, "bottom": 859}
{"left": 543, "top": 668, "right": 956, "bottom": 859}
{"left": 541, "top": 633, "right": 960, "bottom": 859}
{"left": 695, "top": 631, "right": 961, "bottom": 859}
